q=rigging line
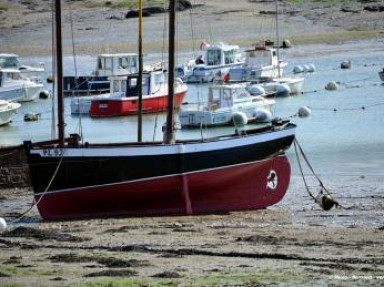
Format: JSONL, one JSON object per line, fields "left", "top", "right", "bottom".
{"left": 11, "top": 155, "right": 64, "bottom": 223}
{"left": 51, "top": 0, "right": 56, "bottom": 140}
{"left": 67, "top": 0, "right": 84, "bottom": 141}
{"left": 189, "top": 0, "right": 196, "bottom": 59}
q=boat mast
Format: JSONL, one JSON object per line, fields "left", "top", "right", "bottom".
{"left": 55, "top": 0, "right": 65, "bottom": 146}
{"left": 275, "top": 0, "right": 281, "bottom": 78}
{"left": 137, "top": 0, "right": 143, "bottom": 142}
{"left": 164, "top": 0, "right": 176, "bottom": 144}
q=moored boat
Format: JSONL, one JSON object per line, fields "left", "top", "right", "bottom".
{"left": 228, "top": 42, "right": 287, "bottom": 82}
{"left": 179, "top": 83, "right": 275, "bottom": 128}
{"left": 0, "top": 68, "right": 43, "bottom": 102}
{"left": 90, "top": 70, "right": 187, "bottom": 117}
{"left": 176, "top": 42, "right": 244, "bottom": 83}
{"left": 0, "top": 53, "right": 45, "bottom": 84}
{"left": 0, "top": 99, "right": 21, "bottom": 126}
{"left": 64, "top": 53, "right": 139, "bottom": 95}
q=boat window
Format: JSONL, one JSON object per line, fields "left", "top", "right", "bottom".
{"left": 206, "top": 49, "right": 221, "bottom": 66}
{"left": 121, "top": 80, "right": 127, "bottom": 92}
{"left": 129, "top": 77, "right": 137, "bottom": 88}
{"left": 104, "top": 58, "right": 112, "bottom": 70}
{"left": 113, "top": 80, "right": 120, "bottom": 92}
{"left": 0, "top": 56, "right": 20, "bottom": 68}
{"left": 224, "top": 50, "right": 235, "bottom": 64}
{"left": 9, "top": 72, "right": 21, "bottom": 80}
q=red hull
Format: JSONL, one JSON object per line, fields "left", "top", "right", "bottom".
{"left": 90, "top": 91, "right": 186, "bottom": 117}
{"left": 35, "top": 155, "right": 291, "bottom": 220}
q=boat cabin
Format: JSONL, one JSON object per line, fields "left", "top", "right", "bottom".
{"left": 0, "top": 69, "right": 23, "bottom": 87}
{"left": 208, "top": 84, "right": 251, "bottom": 110}
{"left": 0, "top": 54, "right": 21, "bottom": 69}
{"left": 205, "top": 42, "right": 242, "bottom": 66}
{"left": 95, "top": 53, "right": 139, "bottom": 77}
{"left": 244, "top": 47, "right": 279, "bottom": 68}
{"left": 111, "top": 70, "right": 166, "bottom": 98}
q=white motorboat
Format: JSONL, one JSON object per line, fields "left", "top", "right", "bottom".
{"left": 0, "top": 99, "right": 21, "bottom": 126}
{"left": 176, "top": 42, "right": 244, "bottom": 83}
{"left": 0, "top": 53, "right": 45, "bottom": 84}
{"left": 179, "top": 84, "right": 275, "bottom": 128}
{"left": 0, "top": 69, "right": 43, "bottom": 102}
{"left": 228, "top": 42, "right": 287, "bottom": 82}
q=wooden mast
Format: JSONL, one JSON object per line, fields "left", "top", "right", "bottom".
{"left": 55, "top": 0, "right": 65, "bottom": 146}
{"left": 137, "top": 0, "right": 143, "bottom": 142}
{"left": 164, "top": 0, "right": 176, "bottom": 144}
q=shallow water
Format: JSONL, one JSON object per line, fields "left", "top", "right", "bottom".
{"left": 1, "top": 40, "right": 384, "bottom": 227}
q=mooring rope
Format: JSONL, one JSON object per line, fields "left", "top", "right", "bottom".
{"left": 293, "top": 138, "right": 350, "bottom": 210}
{"left": 10, "top": 154, "right": 64, "bottom": 223}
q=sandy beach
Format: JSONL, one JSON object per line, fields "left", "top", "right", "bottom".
{"left": 1, "top": 0, "right": 384, "bottom": 286}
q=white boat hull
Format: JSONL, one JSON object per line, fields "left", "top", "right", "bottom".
{"left": 0, "top": 100, "right": 21, "bottom": 126}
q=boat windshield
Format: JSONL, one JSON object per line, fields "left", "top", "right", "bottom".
{"left": 0, "top": 56, "right": 20, "bottom": 69}
{"left": 206, "top": 49, "right": 222, "bottom": 66}
{"left": 224, "top": 50, "right": 236, "bottom": 64}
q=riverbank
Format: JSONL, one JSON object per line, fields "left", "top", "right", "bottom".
{"left": 1, "top": 0, "right": 383, "bottom": 56}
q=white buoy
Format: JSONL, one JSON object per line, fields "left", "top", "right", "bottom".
{"left": 307, "top": 64, "right": 316, "bottom": 72}
{"left": 293, "top": 65, "right": 304, "bottom": 74}
{"left": 0, "top": 217, "right": 7, "bottom": 231}
{"left": 325, "top": 81, "right": 338, "bottom": 91}
{"left": 298, "top": 106, "right": 311, "bottom": 118}
{"left": 302, "top": 64, "right": 311, "bottom": 72}
{"left": 232, "top": 111, "right": 248, "bottom": 126}
{"left": 24, "top": 112, "right": 40, "bottom": 122}
{"left": 247, "top": 84, "right": 265, "bottom": 96}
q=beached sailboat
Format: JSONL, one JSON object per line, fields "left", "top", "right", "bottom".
{"left": 24, "top": 0, "right": 296, "bottom": 220}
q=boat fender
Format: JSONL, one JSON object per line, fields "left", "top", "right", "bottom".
{"left": 0, "top": 217, "right": 7, "bottom": 231}
{"left": 247, "top": 84, "right": 265, "bottom": 96}
{"left": 254, "top": 109, "right": 273, "bottom": 123}
{"left": 325, "top": 81, "right": 338, "bottom": 91}
{"left": 232, "top": 111, "right": 248, "bottom": 126}
{"left": 298, "top": 106, "right": 311, "bottom": 118}
{"left": 276, "top": 83, "right": 291, "bottom": 96}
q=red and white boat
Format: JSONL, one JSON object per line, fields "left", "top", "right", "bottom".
{"left": 90, "top": 70, "right": 187, "bottom": 117}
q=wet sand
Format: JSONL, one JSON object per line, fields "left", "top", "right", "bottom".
{"left": 0, "top": 179, "right": 383, "bottom": 286}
